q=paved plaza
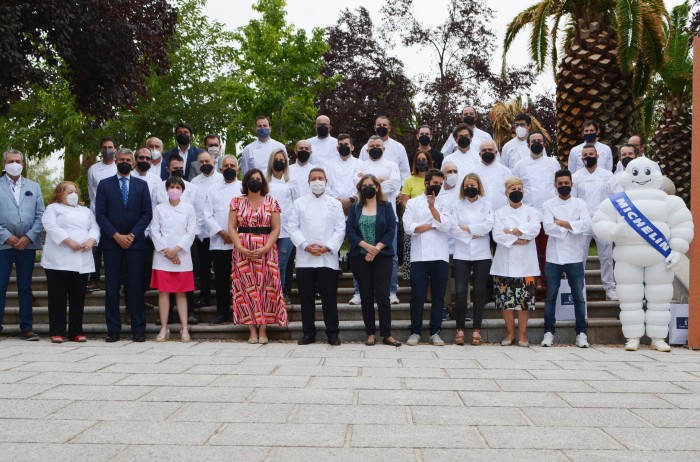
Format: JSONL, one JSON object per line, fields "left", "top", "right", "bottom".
{"left": 0, "top": 339, "right": 699, "bottom": 461}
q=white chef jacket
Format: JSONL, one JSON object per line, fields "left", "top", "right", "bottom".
{"left": 40, "top": 203, "right": 100, "bottom": 274}
{"left": 567, "top": 141, "right": 613, "bottom": 174}
{"left": 442, "top": 149, "right": 478, "bottom": 184}
{"left": 512, "top": 155, "right": 561, "bottom": 211}
{"left": 474, "top": 161, "right": 513, "bottom": 211}
{"left": 289, "top": 192, "right": 346, "bottom": 269}
{"left": 240, "top": 137, "right": 286, "bottom": 175}
{"left": 403, "top": 193, "right": 452, "bottom": 263}
{"left": 501, "top": 137, "right": 530, "bottom": 170}
{"left": 87, "top": 161, "right": 117, "bottom": 211}
{"left": 203, "top": 179, "right": 243, "bottom": 250}
{"left": 490, "top": 204, "right": 542, "bottom": 277}
{"left": 450, "top": 196, "right": 494, "bottom": 261}
{"left": 154, "top": 178, "right": 199, "bottom": 207}
{"left": 268, "top": 176, "right": 300, "bottom": 239}
{"left": 307, "top": 135, "right": 339, "bottom": 166}
{"left": 289, "top": 161, "right": 314, "bottom": 198}
{"left": 441, "top": 126, "right": 494, "bottom": 156}
{"left": 191, "top": 171, "right": 223, "bottom": 240}
{"left": 132, "top": 170, "right": 161, "bottom": 203}
{"left": 572, "top": 167, "right": 613, "bottom": 217}
{"left": 359, "top": 138, "right": 410, "bottom": 183}
{"left": 353, "top": 158, "right": 401, "bottom": 220}
{"left": 151, "top": 201, "right": 197, "bottom": 272}
{"left": 542, "top": 196, "right": 591, "bottom": 264}
{"left": 326, "top": 155, "right": 361, "bottom": 199}
{"left": 438, "top": 186, "right": 460, "bottom": 254}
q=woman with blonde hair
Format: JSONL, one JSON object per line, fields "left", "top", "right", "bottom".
{"left": 41, "top": 181, "right": 100, "bottom": 343}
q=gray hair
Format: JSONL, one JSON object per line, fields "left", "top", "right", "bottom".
{"left": 368, "top": 135, "right": 383, "bottom": 144}
{"left": 220, "top": 154, "right": 238, "bottom": 166}
{"left": 3, "top": 149, "right": 24, "bottom": 163}
{"left": 117, "top": 148, "right": 134, "bottom": 157}
{"left": 441, "top": 161, "right": 457, "bottom": 172}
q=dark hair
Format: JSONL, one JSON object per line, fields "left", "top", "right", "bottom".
{"left": 167, "top": 154, "right": 184, "bottom": 168}
{"left": 417, "top": 124, "right": 432, "bottom": 134}
{"left": 204, "top": 134, "right": 221, "bottom": 146}
{"left": 619, "top": 143, "right": 639, "bottom": 157}
{"left": 165, "top": 176, "right": 186, "bottom": 191}
{"left": 308, "top": 167, "right": 327, "bottom": 181}
{"left": 514, "top": 113, "right": 531, "bottom": 124}
{"left": 582, "top": 119, "right": 599, "bottom": 131}
{"left": 241, "top": 168, "right": 269, "bottom": 196}
{"left": 100, "top": 137, "right": 115, "bottom": 148}
{"left": 174, "top": 122, "right": 194, "bottom": 136}
{"left": 411, "top": 150, "right": 433, "bottom": 175}
{"left": 337, "top": 133, "right": 354, "bottom": 145}
{"left": 255, "top": 115, "right": 270, "bottom": 125}
{"left": 554, "top": 169, "right": 572, "bottom": 183}
{"left": 424, "top": 169, "right": 445, "bottom": 184}
{"left": 527, "top": 130, "right": 545, "bottom": 144}
{"left": 356, "top": 174, "right": 387, "bottom": 205}
{"left": 452, "top": 123, "right": 473, "bottom": 139}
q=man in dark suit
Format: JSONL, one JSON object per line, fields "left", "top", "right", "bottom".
{"left": 95, "top": 149, "right": 153, "bottom": 342}
{"left": 160, "top": 122, "right": 204, "bottom": 180}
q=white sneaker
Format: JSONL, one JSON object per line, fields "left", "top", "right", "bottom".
{"left": 649, "top": 338, "right": 672, "bottom": 352}
{"left": 429, "top": 333, "right": 445, "bottom": 346}
{"left": 540, "top": 332, "right": 554, "bottom": 347}
{"left": 605, "top": 288, "right": 619, "bottom": 301}
{"left": 390, "top": 293, "right": 400, "bottom": 304}
{"left": 575, "top": 332, "right": 589, "bottom": 348}
{"left": 625, "top": 338, "right": 640, "bottom": 351}
{"left": 348, "top": 294, "right": 361, "bottom": 305}
{"left": 406, "top": 334, "right": 420, "bottom": 346}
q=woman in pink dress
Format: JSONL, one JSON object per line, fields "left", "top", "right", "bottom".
{"left": 228, "top": 169, "right": 288, "bottom": 343}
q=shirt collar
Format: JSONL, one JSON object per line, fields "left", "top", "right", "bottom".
{"left": 6, "top": 175, "right": 22, "bottom": 187}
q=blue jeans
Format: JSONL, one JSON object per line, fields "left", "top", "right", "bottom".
{"left": 0, "top": 248, "right": 36, "bottom": 333}
{"left": 354, "top": 225, "right": 398, "bottom": 295}
{"left": 543, "top": 261, "right": 587, "bottom": 334}
{"left": 409, "top": 260, "right": 448, "bottom": 336}
{"left": 277, "top": 238, "right": 294, "bottom": 293}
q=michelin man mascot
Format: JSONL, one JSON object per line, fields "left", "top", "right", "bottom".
{"left": 592, "top": 157, "right": 693, "bottom": 352}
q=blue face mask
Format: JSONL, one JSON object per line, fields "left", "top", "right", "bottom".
{"left": 256, "top": 127, "right": 271, "bottom": 139}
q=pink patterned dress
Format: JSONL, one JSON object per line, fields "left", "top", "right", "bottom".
{"left": 230, "top": 195, "right": 288, "bottom": 326}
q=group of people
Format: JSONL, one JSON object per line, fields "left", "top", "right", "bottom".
{"left": 0, "top": 108, "right": 669, "bottom": 349}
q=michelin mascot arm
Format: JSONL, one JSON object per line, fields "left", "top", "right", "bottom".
{"left": 665, "top": 195, "right": 693, "bottom": 269}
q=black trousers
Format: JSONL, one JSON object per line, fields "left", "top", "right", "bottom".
{"left": 453, "top": 259, "right": 491, "bottom": 329}
{"left": 211, "top": 249, "right": 233, "bottom": 318}
{"left": 284, "top": 247, "right": 296, "bottom": 295}
{"left": 195, "top": 238, "right": 212, "bottom": 303}
{"left": 297, "top": 267, "right": 339, "bottom": 338}
{"left": 90, "top": 246, "right": 102, "bottom": 283}
{"left": 103, "top": 249, "right": 146, "bottom": 335}
{"left": 45, "top": 269, "right": 88, "bottom": 337}
{"left": 350, "top": 254, "right": 392, "bottom": 337}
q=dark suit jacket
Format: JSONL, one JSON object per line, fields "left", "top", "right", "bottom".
{"left": 95, "top": 175, "right": 153, "bottom": 250}
{"left": 160, "top": 145, "right": 204, "bottom": 180}
{"left": 346, "top": 201, "right": 396, "bottom": 258}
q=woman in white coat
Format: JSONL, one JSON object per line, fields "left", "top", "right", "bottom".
{"left": 41, "top": 181, "right": 100, "bottom": 343}
{"left": 491, "top": 177, "right": 542, "bottom": 347}
{"left": 150, "top": 176, "right": 197, "bottom": 342}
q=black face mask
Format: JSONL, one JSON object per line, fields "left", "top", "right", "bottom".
{"left": 509, "top": 190, "right": 524, "bottom": 203}
{"left": 464, "top": 187, "right": 478, "bottom": 198}
{"left": 418, "top": 135, "right": 431, "bottom": 146}
{"left": 415, "top": 160, "right": 428, "bottom": 172}
{"left": 272, "top": 159, "right": 286, "bottom": 172}
{"left": 223, "top": 168, "right": 237, "bottom": 182}
{"left": 583, "top": 156, "right": 597, "bottom": 168}
{"left": 248, "top": 179, "right": 262, "bottom": 193}
{"left": 376, "top": 126, "right": 389, "bottom": 138}
{"left": 457, "top": 137, "right": 471, "bottom": 149}
{"left": 200, "top": 164, "right": 214, "bottom": 175}
{"left": 316, "top": 125, "right": 329, "bottom": 139}
{"left": 338, "top": 144, "right": 351, "bottom": 157}
{"left": 361, "top": 186, "right": 376, "bottom": 199}
{"left": 176, "top": 134, "right": 190, "bottom": 146}
{"left": 481, "top": 152, "right": 496, "bottom": 164}
{"left": 136, "top": 161, "right": 151, "bottom": 172}
{"left": 427, "top": 184, "right": 441, "bottom": 196}
{"left": 557, "top": 186, "right": 572, "bottom": 197}
{"left": 368, "top": 147, "right": 383, "bottom": 160}
{"left": 170, "top": 169, "right": 184, "bottom": 178}
{"left": 296, "top": 150, "right": 310, "bottom": 163}
{"left": 530, "top": 143, "right": 544, "bottom": 155}
{"left": 117, "top": 162, "right": 132, "bottom": 175}
{"left": 621, "top": 156, "right": 634, "bottom": 168}
{"left": 463, "top": 115, "right": 476, "bottom": 125}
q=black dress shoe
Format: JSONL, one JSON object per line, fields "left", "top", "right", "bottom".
{"left": 383, "top": 338, "right": 402, "bottom": 347}
{"left": 105, "top": 333, "right": 120, "bottom": 343}
{"left": 327, "top": 335, "right": 341, "bottom": 346}
{"left": 298, "top": 335, "right": 316, "bottom": 345}
{"left": 208, "top": 314, "right": 229, "bottom": 325}
{"left": 132, "top": 333, "right": 146, "bottom": 342}
{"left": 195, "top": 300, "right": 210, "bottom": 308}
{"left": 188, "top": 314, "right": 199, "bottom": 325}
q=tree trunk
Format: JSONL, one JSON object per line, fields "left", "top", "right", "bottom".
{"left": 650, "top": 100, "right": 692, "bottom": 206}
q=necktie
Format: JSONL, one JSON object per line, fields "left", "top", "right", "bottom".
{"left": 120, "top": 177, "right": 128, "bottom": 207}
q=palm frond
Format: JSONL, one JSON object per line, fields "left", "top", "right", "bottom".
{"left": 502, "top": 3, "right": 542, "bottom": 75}
{"left": 530, "top": 1, "right": 553, "bottom": 72}
{"left": 616, "top": 0, "right": 642, "bottom": 73}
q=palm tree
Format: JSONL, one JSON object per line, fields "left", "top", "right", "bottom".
{"left": 503, "top": 0, "right": 669, "bottom": 162}
{"left": 642, "top": 1, "right": 692, "bottom": 204}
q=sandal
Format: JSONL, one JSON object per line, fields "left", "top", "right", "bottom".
{"left": 471, "top": 331, "right": 482, "bottom": 346}
{"left": 454, "top": 330, "right": 465, "bottom": 346}
{"left": 50, "top": 336, "right": 63, "bottom": 344}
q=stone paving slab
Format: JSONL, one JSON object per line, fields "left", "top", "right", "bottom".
{"left": 0, "top": 443, "right": 126, "bottom": 462}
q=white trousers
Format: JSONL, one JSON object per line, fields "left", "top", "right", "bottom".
{"left": 583, "top": 231, "right": 615, "bottom": 291}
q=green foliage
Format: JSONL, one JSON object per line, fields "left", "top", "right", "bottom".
{"left": 25, "top": 158, "right": 61, "bottom": 204}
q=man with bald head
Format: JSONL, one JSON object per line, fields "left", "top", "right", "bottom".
{"left": 290, "top": 139, "right": 315, "bottom": 197}
{"left": 307, "top": 115, "right": 338, "bottom": 167}
{"left": 147, "top": 137, "right": 164, "bottom": 170}
{"left": 441, "top": 106, "right": 494, "bottom": 156}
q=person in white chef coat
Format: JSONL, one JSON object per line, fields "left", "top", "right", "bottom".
{"left": 41, "top": 181, "right": 100, "bottom": 343}
{"left": 240, "top": 115, "right": 286, "bottom": 175}
{"left": 500, "top": 113, "right": 532, "bottom": 170}
{"left": 203, "top": 155, "right": 243, "bottom": 325}
{"left": 306, "top": 115, "right": 338, "bottom": 166}
{"left": 289, "top": 168, "right": 346, "bottom": 346}
{"left": 473, "top": 140, "right": 512, "bottom": 212}
{"left": 450, "top": 173, "right": 494, "bottom": 346}
{"left": 325, "top": 134, "right": 361, "bottom": 216}
{"left": 442, "top": 124, "right": 477, "bottom": 185}
{"left": 289, "top": 139, "right": 315, "bottom": 197}
{"left": 150, "top": 176, "right": 197, "bottom": 342}
{"left": 541, "top": 169, "right": 591, "bottom": 348}
{"left": 491, "top": 177, "right": 542, "bottom": 347}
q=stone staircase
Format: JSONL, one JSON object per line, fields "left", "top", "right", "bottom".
{"left": 3, "top": 256, "right": 626, "bottom": 344}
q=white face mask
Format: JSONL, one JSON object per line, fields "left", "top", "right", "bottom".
{"left": 5, "top": 162, "right": 23, "bottom": 177}
{"left": 151, "top": 150, "right": 162, "bottom": 160}
{"left": 515, "top": 126, "right": 528, "bottom": 139}
{"left": 445, "top": 173, "right": 458, "bottom": 187}
{"left": 207, "top": 147, "right": 220, "bottom": 157}
{"left": 66, "top": 192, "right": 79, "bottom": 207}
{"left": 309, "top": 180, "right": 326, "bottom": 195}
